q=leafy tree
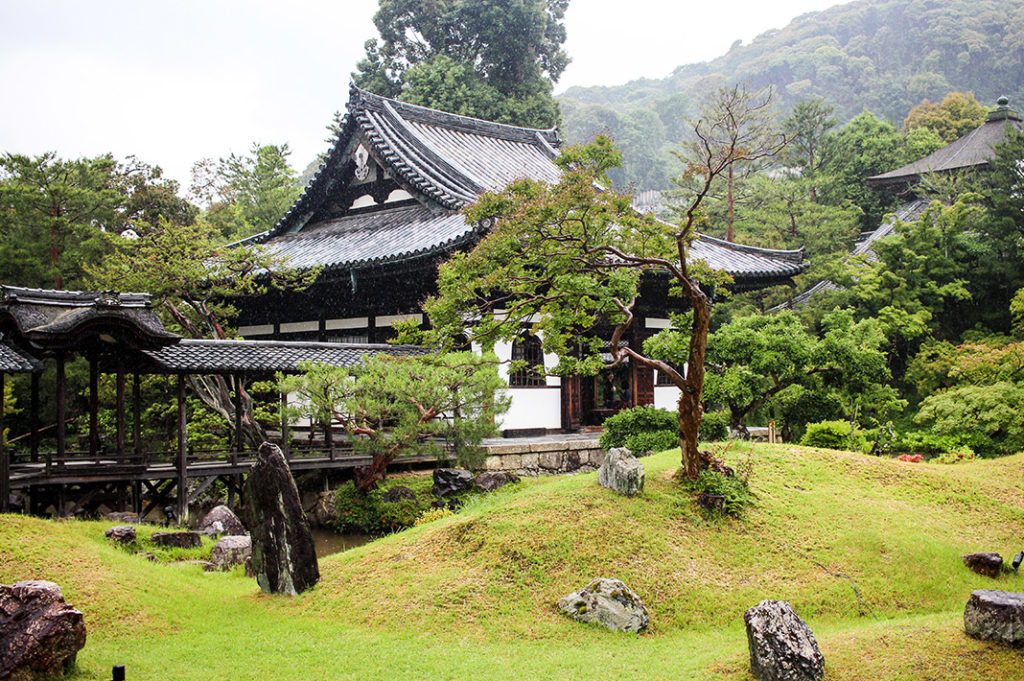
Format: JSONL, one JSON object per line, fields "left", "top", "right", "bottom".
{"left": 190, "top": 143, "right": 302, "bottom": 241}
{"left": 87, "top": 219, "right": 316, "bottom": 447}
{"left": 782, "top": 97, "right": 837, "bottom": 199}
{"left": 421, "top": 100, "right": 785, "bottom": 481}
{"left": 819, "top": 112, "right": 903, "bottom": 230}
{"left": 0, "top": 153, "right": 191, "bottom": 289}
{"left": 703, "top": 309, "right": 898, "bottom": 437}
{"left": 916, "top": 381, "right": 1024, "bottom": 457}
{"left": 353, "top": 0, "right": 569, "bottom": 128}
{"left": 280, "top": 352, "right": 508, "bottom": 492}
{"left": 903, "top": 91, "right": 987, "bottom": 143}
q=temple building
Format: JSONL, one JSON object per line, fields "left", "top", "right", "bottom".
{"left": 237, "top": 86, "right": 808, "bottom": 434}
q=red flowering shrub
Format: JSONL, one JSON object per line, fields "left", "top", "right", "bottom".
{"left": 896, "top": 454, "right": 924, "bottom": 463}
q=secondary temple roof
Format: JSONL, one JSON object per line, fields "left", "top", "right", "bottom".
{"left": 252, "top": 85, "right": 808, "bottom": 287}
{"left": 867, "top": 97, "right": 1022, "bottom": 188}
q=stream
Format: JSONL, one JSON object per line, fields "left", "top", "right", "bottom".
{"left": 310, "top": 528, "right": 372, "bottom": 558}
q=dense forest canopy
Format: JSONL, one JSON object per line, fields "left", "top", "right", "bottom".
{"left": 559, "top": 0, "right": 1024, "bottom": 190}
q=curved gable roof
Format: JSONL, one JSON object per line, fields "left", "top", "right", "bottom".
{"left": 260, "top": 85, "right": 561, "bottom": 239}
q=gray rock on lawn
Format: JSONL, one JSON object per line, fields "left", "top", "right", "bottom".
{"left": 474, "top": 471, "right": 520, "bottom": 492}
{"left": 211, "top": 535, "right": 252, "bottom": 571}
{"left": 557, "top": 578, "right": 650, "bottom": 632}
{"left": 198, "top": 505, "right": 246, "bottom": 537}
{"left": 964, "top": 590, "right": 1024, "bottom": 647}
{"left": 242, "top": 442, "right": 319, "bottom": 595}
{"left": 104, "top": 525, "right": 136, "bottom": 544}
{"left": 962, "top": 552, "right": 1003, "bottom": 578}
{"left": 150, "top": 531, "right": 201, "bottom": 549}
{"left": 597, "top": 448, "right": 645, "bottom": 496}
{"left": 432, "top": 469, "right": 474, "bottom": 497}
{"left": 0, "top": 581, "right": 87, "bottom": 681}
{"left": 744, "top": 600, "right": 825, "bottom": 681}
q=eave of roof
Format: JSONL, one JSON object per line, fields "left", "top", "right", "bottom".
{"left": 137, "top": 338, "right": 432, "bottom": 374}
{"left": 867, "top": 107, "right": 1022, "bottom": 187}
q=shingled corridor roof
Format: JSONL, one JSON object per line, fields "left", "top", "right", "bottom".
{"left": 0, "top": 337, "right": 42, "bottom": 373}
{"left": 867, "top": 98, "right": 1022, "bottom": 188}
{"left": 138, "top": 338, "right": 431, "bottom": 374}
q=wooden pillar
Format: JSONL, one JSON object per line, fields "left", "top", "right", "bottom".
{"left": 55, "top": 353, "right": 66, "bottom": 468}
{"left": 232, "top": 375, "right": 242, "bottom": 466}
{"left": 132, "top": 480, "right": 142, "bottom": 515}
{"left": 1, "top": 372, "right": 9, "bottom": 513}
{"left": 132, "top": 373, "right": 143, "bottom": 463}
{"left": 280, "top": 391, "right": 290, "bottom": 460}
{"left": 29, "top": 372, "right": 39, "bottom": 463}
{"left": 176, "top": 375, "right": 187, "bottom": 522}
{"left": 89, "top": 359, "right": 99, "bottom": 460}
{"left": 115, "top": 362, "right": 126, "bottom": 461}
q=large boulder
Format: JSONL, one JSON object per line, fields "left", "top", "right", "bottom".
{"left": 962, "top": 552, "right": 1003, "bottom": 578}
{"left": 211, "top": 535, "right": 252, "bottom": 571}
{"left": 0, "top": 581, "right": 87, "bottom": 681}
{"left": 381, "top": 486, "right": 417, "bottom": 502}
{"left": 744, "top": 600, "right": 825, "bottom": 681}
{"left": 432, "top": 469, "right": 474, "bottom": 498}
{"left": 104, "top": 525, "right": 136, "bottom": 545}
{"left": 242, "top": 443, "right": 319, "bottom": 595}
{"left": 963, "top": 590, "right": 1024, "bottom": 647}
{"left": 597, "top": 448, "right": 645, "bottom": 496}
{"left": 150, "top": 531, "right": 201, "bottom": 549}
{"left": 556, "top": 578, "right": 649, "bottom": 633}
{"left": 198, "top": 505, "right": 246, "bottom": 537}
{"left": 305, "top": 490, "right": 337, "bottom": 528}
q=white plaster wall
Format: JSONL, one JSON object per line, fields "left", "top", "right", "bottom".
{"left": 654, "top": 385, "right": 681, "bottom": 411}
{"left": 500, "top": 387, "right": 562, "bottom": 430}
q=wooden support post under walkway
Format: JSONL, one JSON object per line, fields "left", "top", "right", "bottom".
{"left": 176, "top": 375, "right": 187, "bottom": 522}
{"left": 1, "top": 372, "right": 8, "bottom": 513}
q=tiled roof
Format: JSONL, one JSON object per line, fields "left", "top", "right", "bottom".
{"left": 139, "top": 338, "right": 431, "bottom": 374}
{"left": 0, "top": 286, "right": 179, "bottom": 350}
{"left": 772, "top": 199, "right": 929, "bottom": 309}
{"left": 0, "top": 337, "right": 42, "bottom": 373}
{"left": 253, "top": 86, "right": 808, "bottom": 284}
{"left": 261, "top": 205, "right": 478, "bottom": 270}
{"left": 867, "top": 103, "right": 1022, "bottom": 187}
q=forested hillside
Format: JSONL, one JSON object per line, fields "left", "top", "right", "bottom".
{"left": 559, "top": 0, "right": 1024, "bottom": 189}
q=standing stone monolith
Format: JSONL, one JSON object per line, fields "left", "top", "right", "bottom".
{"left": 242, "top": 443, "right": 319, "bottom": 595}
{"left": 597, "top": 448, "right": 645, "bottom": 496}
{"left": 744, "top": 600, "right": 825, "bottom": 681}
{"left": 0, "top": 581, "right": 86, "bottom": 681}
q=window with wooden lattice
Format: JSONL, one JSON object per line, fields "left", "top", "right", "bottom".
{"left": 509, "top": 334, "right": 546, "bottom": 386}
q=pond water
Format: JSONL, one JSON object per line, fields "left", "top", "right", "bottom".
{"left": 310, "top": 528, "right": 372, "bottom": 558}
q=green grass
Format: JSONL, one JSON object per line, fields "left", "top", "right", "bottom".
{"left": 2, "top": 443, "right": 1023, "bottom": 680}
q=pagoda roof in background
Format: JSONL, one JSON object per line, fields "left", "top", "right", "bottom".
{"left": 867, "top": 97, "right": 1022, "bottom": 188}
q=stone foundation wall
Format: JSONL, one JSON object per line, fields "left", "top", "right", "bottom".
{"left": 480, "top": 439, "right": 605, "bottom": 476}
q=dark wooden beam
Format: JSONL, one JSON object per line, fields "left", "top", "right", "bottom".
{"left": 176, "top": 375, "right": 187, "bottom": 521}
{"left": 188, "top": 475, "right": 219, "bottom": 503}
{"left": 1, "top": 372, "right": 8, "bottom": 513}
{"left": 55, "top": 353, "right": 65, "bottom": 468}
{"left": 30, "top": 372, "right": 39, "bottom": 463}
{"left": 89, "top": 359, "right": 99, "bottom": 459}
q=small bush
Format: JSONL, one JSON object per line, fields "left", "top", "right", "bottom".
{"left": 599, "top": 406, "right": 676, "bottom": 450}
{"left": 626, "top": 429, "right": 678, "bottom": 454}
{"left": 333, "top": 475, "right": 437, "bottom": 534}
{"left": 892, "top": 430, "right": 964, "bottom": 456}
{"left": 896, "top": 454, "right": 924, "bottom": 463}
{"left": 931, "top": 446, "right": 977, "bottom": 464}
{"left": 800, "top": 420, "right": 866, "bottom": 451}
{"left": 413, "top": 507, "right": 454, "bottom": 526}
{"left": 684, "top": 469, "right": 753, "bottom": 518}
{"left": 699, "top": 411, "right": 730, "bottom": 442}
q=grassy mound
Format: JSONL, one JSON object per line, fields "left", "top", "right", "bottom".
{"left": 2, "top": 443, "right": 1022, "bottom": 680}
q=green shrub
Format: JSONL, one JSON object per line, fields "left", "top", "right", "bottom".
{"left": 800, "top": 420, "right": 866, "bottom": 451}
{"left": 699, "top": 411, "right": 730, "bottom": 442}
{"left": 333, "top": 476, "right": 437, "bottom": 535}
{"left": 599, "top": 406, "right": 676, "bottom": 450}
{"left": 625, "top": 429, "right": 678, "bottom": 454}
{"left": 931, "top": 446, "right": 977, "bottom": 464}
{"left": 684, "top": 469, "right": 753, "bottom": 518}
{"left": 892, "top": 430, "right": 963, "bottom": 456}
{"left": 413, "top": 507, "right": 454, "bottom": 526}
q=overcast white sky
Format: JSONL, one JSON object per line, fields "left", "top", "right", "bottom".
{"left": 0, "top": 0, "right": 843, "bottom": 189}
